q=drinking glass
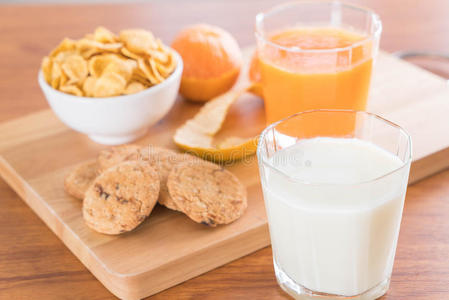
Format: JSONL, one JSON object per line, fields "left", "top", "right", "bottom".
{"left": 257, "top": 110, "right": 412, "bottom": 299}
{"left": 255, "top": 1, "right": 382, "bottom": 124}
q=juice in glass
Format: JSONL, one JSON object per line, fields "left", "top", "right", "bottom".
{"left": 255, "top": 2, "right": 382, "bottom": 125}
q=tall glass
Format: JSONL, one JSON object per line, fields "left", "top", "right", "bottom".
{"left": 257, "top": 110, "right": 411, "bottom": 299}
{"left": 255, "top": 1, "right": 382, "bottom": 124}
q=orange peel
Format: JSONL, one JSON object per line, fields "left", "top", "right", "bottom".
{"left": 173, "top": 84, "right": 258, "bottom": 162}
{"left": 248, "top": 51, "right": 264, "bottom": 98}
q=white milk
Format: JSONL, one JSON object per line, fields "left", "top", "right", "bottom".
{"left": 261, "top": 137, "right": 409, "bottom": 296}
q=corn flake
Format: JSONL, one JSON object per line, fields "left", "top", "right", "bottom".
{"left": 137, "top": 58, "right": 163, "bottom": 84}
{"left": 50, "top": 38, "right": 76, "bottom": 58}
{"left": 60, "top": 68, "right": 69, "bottom": 87}
{"left": 148, "top": 58, "right": 165, "bottom": 82}
{"left": 60, "top": 84, "right": 84, "bottom": 97}
{"left": 61, "top": 55, "right": 88, "bottom": 84}
{"left": 41, "top": 57, "right": 53, "bottom": 83}
{"left": 120, "top": 47, "right": 141, "bottom": 60}
{"left": 94, "top": 26, "right": 118, "bottom": 43}
{"left": 124, "top": 81, "right": 146, "bottom": 95}
{"left": 88, "top": 54, "right": 118, "bottom": 78}
{"left": 94, "top": 72, "right": 127, "bottom": 97}
{"left": 119, "top": 29, "right": 157, "bottom": 54}
{"left": 83, "top": 76, "right": 97, "bottom": 97}
{"left": 50, "top": 62, "right": 62, "bottom": 89}
{"left": 41, "top": 26, "right": 176, "bottom": 97}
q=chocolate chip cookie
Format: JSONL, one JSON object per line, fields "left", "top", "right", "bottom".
{"left": 147, "top": 151, "right": 197, "bottom": 211}
{"left": 167, "top": 160, "right": 247, "bottom": 226}
{"left": 83, "top": 161, "right": 160, "bottom": 234}
{"left": 96, "top": 144, "right": 143, "bottom": 173}
{"left": 64, "top": 160, "right": 98, "bottom": 199}
{"left": 97, "top": 144, "right": 174, "bottom": 173}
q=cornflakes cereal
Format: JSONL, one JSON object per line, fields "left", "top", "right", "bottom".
{"left": 131, "top": 72, "right": 152, "bottom": 86}
{"left": 49, "top": 38, "right": 76, "bottom": 57}
{"left": 103, "top": 58, "right": 135, "bottom": 82}
{"left": 60, "top": 84, "right": 83, "bottom": 97}
{"left": 148, "top": 58, "right": 165, "bottom": 82}
{"left": 93, "top": 26, "right": 118, "bottom": 43}
{"left": 94, "top": 72, "right": 127, "bottom": 97}
{"left": 41, "top": 57, "right": 53, "bottom": 83}
{"left": 137, "top": 58, "right": 160, "bottom": 84}
{"left": 60, "top": 68, "right": 69, "bottom": 87}
{"left": 61, "top": 55, "right": 88, "bottom": 84}
{"left": 119, "top": 29, "right": 158, "bottom": 55}
{"left": 88, "top": 54, "right": 118, "bottom": 78}
{"left": 41, "top": 26, "right": 176, "bottom": 97}
{"left": 120, "top": 47, "right": 141, "bottom": 60}
{"left": 53, "top": 50, "right": 76, "bottom": 64}
{"left": 124, "top": 81, "right": 146, "bottom": 95}
{"left": 83, "top": 76, "right": 97, "bottom": 97}
{"left": 50, "top": 62, "right": 62, "bottom": 89}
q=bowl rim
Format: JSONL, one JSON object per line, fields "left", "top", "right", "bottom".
{"left": 38, "top": 48, "right": 183, "bottom": 102}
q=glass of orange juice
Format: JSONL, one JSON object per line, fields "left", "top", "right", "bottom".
{"left": 255, "top": 1, "right": 382, "bottom": 125}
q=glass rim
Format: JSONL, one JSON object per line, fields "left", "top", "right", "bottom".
{"left": 255, "top": 0, "right": 382, "bottom": 54}
{"left": 257, "top": 109, "right": 412, "bottom": 186}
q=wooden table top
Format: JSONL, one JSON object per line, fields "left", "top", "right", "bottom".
{"left": 1, "top": 1, "right": 448, "bottom": 299}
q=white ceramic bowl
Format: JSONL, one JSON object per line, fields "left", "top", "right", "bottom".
{"left": 38, "top": 51, "right": 183, "bottom": 145}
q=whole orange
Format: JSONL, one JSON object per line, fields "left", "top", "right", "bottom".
{"left": 172, "top": 24, "right": 243, "bottom": 102}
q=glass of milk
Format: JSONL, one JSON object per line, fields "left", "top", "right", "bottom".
{"left": 257, "top": 110, "right": 411, "bottom": 300}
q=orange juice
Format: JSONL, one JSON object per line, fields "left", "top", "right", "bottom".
{"left": 258, "top": 27, "right": 373, "bottom": 124}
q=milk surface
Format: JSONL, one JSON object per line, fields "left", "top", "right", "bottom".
{"left": 261, "top": 137, "right": 409, "bottom": 296}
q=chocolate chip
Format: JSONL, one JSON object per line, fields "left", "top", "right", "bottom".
{"left": 201, "top": 218, "right": 215, "bottom": 226}
{"left": 212, "top": 167, "right": 225, "bottom": 175}
{"left": 116, "top": 197, "right": 128, "bottom": 204}
{"left": 95, "top": 184, "right": 110, "bottom": 200}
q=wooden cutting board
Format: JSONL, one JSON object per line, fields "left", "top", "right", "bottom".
{"left": 1, "top": 50, "right": 449, "bottom": 300}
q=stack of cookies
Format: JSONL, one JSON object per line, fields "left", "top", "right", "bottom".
{"left": 64, "top": 145, "right": 247, "bottom": 235}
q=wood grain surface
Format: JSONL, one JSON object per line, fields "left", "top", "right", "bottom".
{"left": 0, "top": 48, "right": 447, "bottom": 299}
{"left": 0, "top": 100, "right": 269, "bottom": 300}
{"left": 1, "top": 1, "right": 449, "bottom": 299}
